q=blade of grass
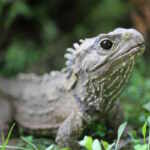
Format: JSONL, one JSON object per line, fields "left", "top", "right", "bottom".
{"left": 0, "top": 123, "right": 15, "bottom": 150}
{"left": 142, "top": 122, "right": 147, "bottom": 144}
{"left": 1, "top": 132, "right": 5, "bottom": 144}
{"left": 0, "top": 145, "right": 25, "bottom": 150}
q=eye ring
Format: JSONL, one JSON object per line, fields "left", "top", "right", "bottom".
{"left": 100, "top": 39, "right": 113, "bottom": 50}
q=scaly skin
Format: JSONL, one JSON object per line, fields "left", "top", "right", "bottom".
{"left": 0, "top": 28, "right": 145, "bottom": 149}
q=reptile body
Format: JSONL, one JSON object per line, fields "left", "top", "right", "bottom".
{"left": 0, "top": 28, "right": 145, "bottom": 149}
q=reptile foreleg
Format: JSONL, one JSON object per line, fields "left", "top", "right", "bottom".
{"left": 56, "top": 111, "right": 84, "bottom": 150}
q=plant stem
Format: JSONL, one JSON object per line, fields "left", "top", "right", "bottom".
{"left": 0, "top": 145, "right": 25, "bottom": 150}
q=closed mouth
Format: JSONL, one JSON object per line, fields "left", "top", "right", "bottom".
{"left": 111, "top": 42, "right": 145, "bottom": 63}
{"left": 90, "top": 42, "right": 145, "bottom": 73}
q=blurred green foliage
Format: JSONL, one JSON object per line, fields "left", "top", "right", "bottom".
{"left": 3, "top": 40, "right": 39, "bottom": 75}
{"left": 0, "top": 0, "right": 131, "bottom": 75}
{"left": 121, "top": 58, "right": 150, "bottom": 127}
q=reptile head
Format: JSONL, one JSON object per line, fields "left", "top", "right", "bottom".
{"left": 65, "top": 28, "right": 145, "bottom": 78}
{"left": 65, "top": 28, "right": 145, "bottom": 110}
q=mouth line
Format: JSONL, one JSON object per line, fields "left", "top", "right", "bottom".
{"left": 129, "top": 42, "right": 144, "bottom": 51}
{"left": 111, "top": 42, "right": 145, "bottom": 62}
{"left": 90, "top": 42, "right": 145, "bottom": 72}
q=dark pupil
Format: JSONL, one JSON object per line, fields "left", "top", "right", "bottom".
{"left": 100, "top": 39, "right": 113, "bottom": 50}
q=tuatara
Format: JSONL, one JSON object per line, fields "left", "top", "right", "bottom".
{"left": 0, "top": 28, "right": 145, "bottom": 149}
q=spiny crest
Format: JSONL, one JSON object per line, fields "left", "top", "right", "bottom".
{"left": 64, "top": 39, "right": 84, "bottom": 72}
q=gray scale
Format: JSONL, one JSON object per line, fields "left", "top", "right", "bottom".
{"left": 84, "top": 59, "right": 135, "bottom": 112}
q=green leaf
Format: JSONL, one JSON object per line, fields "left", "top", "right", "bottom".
{"left": 101, "top": 140, "right": 109, "bottom": 150}
{"left": 134, "top": 144, "right": 147, "bottom": 150}
{"left": 129, "top": 130, "right": 140, "bottom": 144}
{"left": 147, "top": 116, "right": 150, "bottom": 127}
{"left": 107, "top": 143, "right": 115, "bottom": 150}
{"left": 21, "top": 136, "right": 38, "bottom": 150}
{"left": 92, "top": 139, "right": 102, "bottom": 150}
{"left": 143, "top": 102, "right": 150, "bottom": 112}
{"left": 118, "top": 122, "right": 127, "bottom": 137}
{"left": 79, "top": 136, "right": 93, "bottom": 150}
{"left": 115, "top": 122, "right": 127, "bottom": 150}
{"left": 60, "top": 148, "right": 70, "bottom": 150}
{"left": 46, "top": 145, "right": 55, "bottom": 150}
{"left": 142, "top": 122, "right": 147, "bottom": 144}
{"left": 46, "top": 144, "right": 62, "bottom": 150}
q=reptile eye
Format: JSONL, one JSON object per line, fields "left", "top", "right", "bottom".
{"left": 100, "top": 39, "right": 113, "bottom": 50}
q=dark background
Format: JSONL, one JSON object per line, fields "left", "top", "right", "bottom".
{"left": 0, "top": 0, "right": 149, "bottom": 75}
{"left": 0, "top": 0, "right": 150, "bottom": 126}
